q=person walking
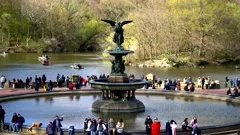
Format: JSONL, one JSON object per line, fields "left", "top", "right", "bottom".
{"left": 151, "top": 118, "right": 161, "bottom": 135}
{"left": 144, "top": 115, "right": 153, "bottom": 135}
{"left": 0, "top": 105, "right": 5, "bottom": 131}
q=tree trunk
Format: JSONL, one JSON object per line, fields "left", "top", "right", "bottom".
{"left": 198, "top": 0, "right": 204, "bottom": 57}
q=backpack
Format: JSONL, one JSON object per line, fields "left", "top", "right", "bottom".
{"left": 97, "top": 124, "right": 103, "bottom": 132}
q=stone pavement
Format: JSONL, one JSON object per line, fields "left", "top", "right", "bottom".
{"left": 0, "top": 86, "right": 229, "bottom": 97}
{"left": 0, "top": 86, "right": 239, "bottom": 135}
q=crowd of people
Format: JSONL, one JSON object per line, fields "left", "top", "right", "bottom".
{"left": 144, "top": 115, "right": 200, "bottom": 135}
{"left": 0, "top": 102, "right": 203, "bottom": 135}
{"left": 82, "top": 117, "right": 125, "bottom": 135}
{"left": 141, "top": 75, "right": 219, "bottom": 92}
{"left": 0, "top": 73, "right": 89, "bottom": 91}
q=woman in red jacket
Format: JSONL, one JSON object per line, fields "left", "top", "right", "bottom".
{"left": 151, "top": 118, "right": 161, "bottom": 135}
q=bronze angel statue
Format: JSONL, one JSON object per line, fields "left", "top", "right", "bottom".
{"left": 101, "top": 19, "right": 133, "bottom": 48}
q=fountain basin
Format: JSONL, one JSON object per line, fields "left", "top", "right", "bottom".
{"left": 90, "top": 79, "right": 148, "bottom": 91}
{"left": 108, "top": 50, "right": 134, "bottom": 56}
{"left": 90, "top": 79, "right": 148, "bottom": 112}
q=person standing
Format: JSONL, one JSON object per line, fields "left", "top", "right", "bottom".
{"left": 25, "top": 77, "right": 30, "bottom": 89}
{"left": 201, "top": 77, "right": 205, "bottom": 89}
{"left": 151, "top": 118, "right": 161, "bottom": 135}
{"left": 165, "top": 121, "right": 172, "bottom": 135}
{"left": 46, "top": 122, "right": 55, "bottom": 135}
{"left": 83, "top": 118, "right": 88, "bottom": 135}
{"left": 0, "top": 105, "right": 5, "bottom": 131}
{"left": 53, "top": 115, "right": 64, "bottom": 135}
{"left": 0, "top": 75, "right": 6, "bottom": 88}
{"left": 144, "top": 115, "right": 153, "bottom": 135}
{"left": 170, "top": 122, "right": 177, "bottom": 135}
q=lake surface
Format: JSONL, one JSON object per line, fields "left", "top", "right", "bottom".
{"left": 1, "top": 94, "right": 240, "bottom": 130}
{"left": 0, "top": 53, "right": 240, "bottom": 87}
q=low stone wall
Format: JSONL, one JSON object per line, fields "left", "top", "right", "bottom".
{"left": 4, "top": 122, "right": 240, "bottom": 135}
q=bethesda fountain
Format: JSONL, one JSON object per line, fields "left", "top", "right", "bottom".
{"left": 90, "top": 19, "right": 148, "bottom": 113}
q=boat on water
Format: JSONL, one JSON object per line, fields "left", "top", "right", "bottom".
{"left": 235, "top": 65, "right": 240, "bottom": 69}
{"left": 38, "top": 55, "right": 50, "bottom": 66}
{"left": 70, "top": 64, "right": 83, "bottom": 69}
{"left": 0, "top": 52, "right": 8, "bottom": 56}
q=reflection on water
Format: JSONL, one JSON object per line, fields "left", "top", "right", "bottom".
{"left": 1, "top": 53, "right": 240, "bottom": 87}
{"left": 1, "top": 94, "right": 240, "bottom": 130}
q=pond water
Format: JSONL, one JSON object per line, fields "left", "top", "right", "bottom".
{"left": 0, "top": 53, "right": 240, "bottom": 87}
{"left": 1, "top": 94, "right": 240, "bottom": 130}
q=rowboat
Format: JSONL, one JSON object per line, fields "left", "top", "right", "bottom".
{"left": 70, "top": 64, "right": 83, "bottom": 69}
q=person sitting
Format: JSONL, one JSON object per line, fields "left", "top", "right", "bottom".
{"left": 28, "top": 122, "right": 42, "bottom": 132}
{"left": 184, "top": 84, "right": 189, "bottom": 91}
{"left": 96, "top": 119, "right": 107, "bottom": 135}
{"left": 48, "top": 80, "right": 53, "bottom": 91}
{"left": 233, "top": 86, "right": 239, "bottom": 97}
{"left": 77, "top": 64, "right": 82, "bottom": 69}
{"left": 44, "top": 85, "right": 48, "bottom": 92}
{"left": 16, "top": 114, "right": 25, "bottom": 132}
{"left": 9, "top": 113, "right": 18, "bottom": 132}
{"left": 68, "top": 82, "right": 74, "bottom": 90}
{"left": 190, "top": 84, "right": 195, "bottom": 92}
{"left": 108, "top": 118, "right": 116, "bottom": 135}
{"left": 227, "top": 88, "right": 232, "bottom": 96}
{"left": 209, "top": 80, "right": 216, "bottom": 89}
{"left": 75, "top": 82, "right": 80, "bottom": 89}
{"left": 45, "top": 61, "right": 49, "bottom": 65}
{"left": 182, "top": 118, "right": 192, "bottom": 131}
{"left": 116, "top": 118, "right": 124, "bottom": 135}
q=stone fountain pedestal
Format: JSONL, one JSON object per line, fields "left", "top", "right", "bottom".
{"left": 90, "top": 20, "right": 148, "bottom": 113}
{"left": 90, "top": 49, "right": 148, "bottom": 113}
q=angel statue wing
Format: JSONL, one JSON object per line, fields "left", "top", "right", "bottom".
{"left": 101, "top": 19, "right": 116, "bottom": 27}
{"left": 121, "top": 20, "right": 133, "bottom": 26}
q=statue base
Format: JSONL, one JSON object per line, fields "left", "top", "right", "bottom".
{"left": 92, "top": 98, "right": 145, "bottom": 113}
{"left": 108, "top": 74, "right": 129, "bottom": 83}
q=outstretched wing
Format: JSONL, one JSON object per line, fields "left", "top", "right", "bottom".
{"left": 121, "top": 20, "right": 133, "bottom": 26}
{"left": 101, "top": 19, "right": 116, "bottom": 27}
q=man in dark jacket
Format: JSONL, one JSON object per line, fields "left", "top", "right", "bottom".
{"left": 144, "top": 115, "right": 153, "bottom": 135}
{"left": 0, "top": 105, "right": 5, "bottom": 131}
{"left": 53, "top": 116, "right": 64, "bottom": 135}
{"left": 46, "top": 122, "right": 54, "bottom": 135}
{"left": 16, "top": 114, "right": 25, "bottom": 132}
{"left": 9, "top": 112, "right": 18, "bottom": 131}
